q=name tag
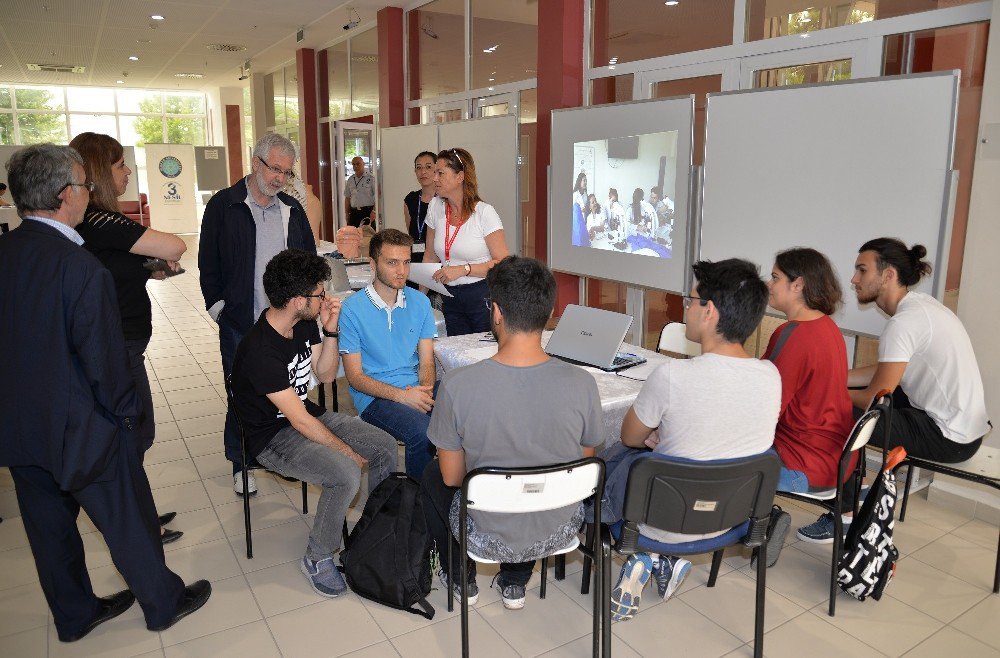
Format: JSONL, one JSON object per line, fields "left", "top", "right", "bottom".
{"left": 693, "top": 500, "right": 718, "bottom": 512}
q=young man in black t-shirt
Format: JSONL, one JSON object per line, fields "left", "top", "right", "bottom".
{"left": 231, "top": 249, "right": 398, "bottom": 598}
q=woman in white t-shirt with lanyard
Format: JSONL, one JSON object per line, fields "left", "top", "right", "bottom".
{"left": 424, "top": 147, "right": 509, "bottom": 335}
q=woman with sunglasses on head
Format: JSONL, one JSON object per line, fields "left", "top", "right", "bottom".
{"left": 403, "top": 151, "right": 437, "bottom": 265}
{"left": 69, "top": 132, "right": 187, "bottom": 545}
{"left": 424, "top": 148, "right": 510, "bottom": 335}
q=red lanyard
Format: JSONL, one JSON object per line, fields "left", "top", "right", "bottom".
{"left": 443, "top": 203, "right": 463, "bottom": 263}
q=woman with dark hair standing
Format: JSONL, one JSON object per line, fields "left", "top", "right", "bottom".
{"left": 763, "top": 248, "right": 854, "bottom": 502}
{"left": 572, "top": 171, "right": 588, "bottom": 212}
{"left": 403, "top": 150, "right": 437, "bottom": 264}
{"left": 69, "top": 132, "right": 187, "bottom": 544}
{"left": 424, "top": 148, "right": 509, "bottom": 335}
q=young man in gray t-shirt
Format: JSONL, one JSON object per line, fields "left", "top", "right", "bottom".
{"left": 421, "top": 256, "right": 604, "bottom": 611}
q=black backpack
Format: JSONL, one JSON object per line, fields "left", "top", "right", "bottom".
{"left": 342, "top": 473, "right": 435, "bottom": 619}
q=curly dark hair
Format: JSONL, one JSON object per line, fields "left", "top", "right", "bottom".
{"left": 486, "top": 256, "right": 556, "bottom": 333}
{"left": 263, "top": 249, "right": 331, "bottom": 309}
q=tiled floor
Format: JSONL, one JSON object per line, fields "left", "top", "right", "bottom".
{"left": 1, "top": 236, "right": 998, "bottom": 657}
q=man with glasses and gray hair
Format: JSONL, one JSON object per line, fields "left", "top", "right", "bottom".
{"left": 0, "top": 144, "right": 210, "bottom": 642}
{"left": 200, "top": 133, "right": 317, "bottom": 495}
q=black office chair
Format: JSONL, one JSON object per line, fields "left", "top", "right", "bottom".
{"left": 224, "top": 375, "right": 309, "bottom": 559}
{"left": 446, "top": 458, "right": 611, "bottom": 658}
{"left": 776, "top": 391, "right": 891, "bottom": 616}
{"left": 582, "top": 451, "right": 781, "bottom": 658}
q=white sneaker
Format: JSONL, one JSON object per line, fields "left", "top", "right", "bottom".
{"left": 234, "top": 472, "right": 257, "bottom": 496}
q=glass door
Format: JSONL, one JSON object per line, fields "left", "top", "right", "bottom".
{"left": 333, "top": 121, "right": 378, "bottom": 230}
{"left": 738, "top": 39, "right": 876, "bottom": 89}
{"left": 474, "top": 92, "right": 515, "bottom": 118}
{"left": 420, "top": 100, "right": 468, "bottom": 124}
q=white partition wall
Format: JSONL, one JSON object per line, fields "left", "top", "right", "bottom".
{"left": 699, "top": 72, "right": 959, "bottom": 337}
{"left": 145, "top": 143, "right": 198, "bottom": 234}
{"left": 438, "top": 116, "right": 520, "bottom": 256}
{"left": 380, "top": 124, "right": 438, "bottom": 234}
{"left": 122, "top": 146, "right": 140, "bottom": 205}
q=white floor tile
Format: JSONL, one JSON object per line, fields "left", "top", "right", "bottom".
{"left": 0, "top": 582, "right": 49, "bottom": 638}
{"left": 163, "top": 386, "right": 220, "bottom": 407}
{"left": 175, "top": 413, "right": 226, "bottom": 439}
{"left": 0, "top": 626, "right": 47, "bottom": 657}
{"left": 162, "top": 619, "right": 279, "bottom": 658}
{"left": 158, "top": 575, "right": 262, "bottom": 647}
{"left": 267, "top": 596, "right": 388, "bottom": 657}
{"left": 164, "top": 537, "right": 242, "bottom": 584}
{"left": 390, "top": 608, "right": 516, "bottom": 658}
{"left": 170, "top": 399, "right": 227, "bottom": 422}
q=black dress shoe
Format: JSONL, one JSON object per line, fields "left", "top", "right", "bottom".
{"left": 58, "top": 589, "right": 135, "bottom": 642}
{"left": 148, "top": 580, "right": 212, "bottom": 632}
{"left": 161, "top": 529, "right": 184, "bottom": 545}
{"left": 158, "top": 512, "right": 177, "bottom": 526}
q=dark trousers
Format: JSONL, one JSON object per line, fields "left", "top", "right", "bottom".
{"left": 10, "top": 436, "right": 185, "bottom": 637}
{"left": 442, "top": 279, "right": 491, "bottom": 337}
{"left": 419, "top": 461, "right": 534, "bottom": 587}
{"left": 218, "top": 319, "right": 247, "bottom": 470}
{"left": 125, "top": 338, "right": 155, "bottom": 453}
{"left": 844, "top": 387, "right": 983, "bottom": 507}
{"left": 348, "top": 206, "right": 374, "bottom": 228}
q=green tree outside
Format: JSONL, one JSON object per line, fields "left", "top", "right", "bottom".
{"left": 133, "top": 95, "right": 206, "bottom": 146}
{"left": 13, "top": 88, "right": 67, "bottom": 144}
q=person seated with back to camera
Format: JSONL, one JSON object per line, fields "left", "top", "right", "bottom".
{"left": 798, "top": 237, "right": 991, "bottom": 543}
{"left": 420, "top": 256, "right": 604, "bottom": 611}
{"left": 596, "top": 259, "right": 781, "bottom": 621}
{"left": 338, "top": 229, "right": 438, "bottom": 480}
{"left": 229, "top": 248, "right": 398, "bottom": 598}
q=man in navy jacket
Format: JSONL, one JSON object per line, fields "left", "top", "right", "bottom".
{"left": 199, "top": 133, "right": 317, "bottom": 494}
{"left": 0, "top": 144, "right": 210, "bottom": 642}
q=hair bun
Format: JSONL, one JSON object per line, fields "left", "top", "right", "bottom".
{"left": 910, "top": 244, "right": 928, "bottom": 260}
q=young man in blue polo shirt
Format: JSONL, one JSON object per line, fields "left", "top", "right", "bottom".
{"left": 339, "top": 229, "right": 438, "bottom": 479}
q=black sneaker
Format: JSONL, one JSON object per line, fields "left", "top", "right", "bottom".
{"left": 492, "top": 573, "right": 526, "bottom": 610}
{"left": 438, "top": 568, "right": 479, "bottom": 605}
{"left": 751, "top": 505, "right": 791, "bottom": 569}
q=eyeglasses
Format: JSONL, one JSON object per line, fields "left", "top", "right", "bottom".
{"left": 62, "top": 181, "right": 96, "bottom": 193}
{"left": 302, "top": 290, "right": 326, "bottom": 300}
{"left": 257, "top": 155, "right": 296, "bottom": 180}
{"left": 681, "top": 295, "right": 709, "bottom": 310}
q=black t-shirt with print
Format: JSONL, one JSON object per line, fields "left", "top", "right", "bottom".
{"left": 76, "top": 208, "right": 151, "bottom": 341}
{"left": 231, "top": 312, "right": 324, "bottom": 458}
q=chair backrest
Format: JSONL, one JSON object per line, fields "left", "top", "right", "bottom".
{"left": 621, "top": 452, "right": 780, "bottom": 536}
{"left": 463, "top": 458, "right": 605, "bottom": 514}
{"left": 845, "top": 408, "right": 880, "bottom": 454}
{"left": 657, "top": 322, "right": 701, "bottom": 357}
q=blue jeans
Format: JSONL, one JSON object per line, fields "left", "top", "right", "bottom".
{"left": 255, "top": 411, "right": 398, "bottom": 561}
{"left": 777, "top": 466, "right": 810, "bottom": 493}
{"left": 360, "top": 382, "right": 438, "bottom": 479}
{"left": 218, "top": 319, "right": 247, "bottom": 470}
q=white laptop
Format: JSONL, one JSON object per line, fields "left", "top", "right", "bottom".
{"left": 545, "top": 304, "right": 646, "bottom": 372}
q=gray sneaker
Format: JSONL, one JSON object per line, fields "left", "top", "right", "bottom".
{"left": 492, "top": 574, "right": 526, "bottom": 610}
{"left": 438, "top": 568, "right": 479, "bottom": 605}
{"left": 651, "top": 556, "right": 691, "bottom": 601}
{"left": 300, "top": 556, "right": 347, "bottom": 597}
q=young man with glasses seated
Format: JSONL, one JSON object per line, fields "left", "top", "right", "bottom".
{"left": 200, "top": 133, "right": 317, "bottom": 496}
{"left": 597, "top": 259, "right": 783, "bottom": 621}
{"left": 338, "top": 229, "right": 438, "bottom": 479}
{"left": 230, "top": 249, "right": 398, "bottom": 598}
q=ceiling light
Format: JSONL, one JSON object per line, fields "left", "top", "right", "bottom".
{"left": 128, "top": 55, "right": 139, "bottom": 61}
{"left": 206, "top": 43, "right": 247, "bottom": 52}
{"left": 482, "top": 44, "right": 499, "bottom": 54}
{"left": 609, "top": 57, "right": 618, "bottom": 64}
{"left": 116, "top": 80, "right": 125, "bottom": 84}
{"left": 151, "top": 14, "right": 164, "bottom": 20}
{"left": 174, "top": 72, "right": 205, "bottom": 78}
{"left": 665, "top": 1, "right": 679, "bottom": 5}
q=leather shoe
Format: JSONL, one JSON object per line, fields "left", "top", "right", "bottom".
{"left": 158, "top": 512, "right": 177, "bottom": 526}
{"left": 148, "top": 580, "right": 212, "bottom": 632}
{"left": 58, "top": 589, "right": 135, "bottom": 642}
{"left": 161, "top": 529, "right": 184, "bottom": 545}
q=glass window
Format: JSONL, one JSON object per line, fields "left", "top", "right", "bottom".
{"left": 17, "top": 113, "right": 67, "bottom": 144}
{"left": 471, "top": 0, "right": 537, "bottom": 90}
{"left": 165, "top": 117, "right": 205, "bottom": 145}
{"left": 15, "top": 87, "right": 65, "bottom": 111}
{"left": 118, "top": 116, "right": 145, "bottom": 146}
{"left": 282, "top": 63, "right": 299, "bottom": 128}
{"left": 130, "top": 115, "right": 165, "bottom": 145}
{"left": 66, "top": 87, "right": 115, "bottom": 113}
{"left": 264, "top": 70, "right": 280, "bottom": 127}
{"left": 409, "top": 0, "right": 466, "bottom": 100}
{"left": 644, "top": 291, "right": 685, "bottom": 351}
{"left": 325, "top": 41, "right": 350, "bottom": 119}
{"left": 164, "top": 92, "right": 206, "bottom": 115}
{"left": 0, "top": 87, "right": 10, "bottom": 109}
{"left": 0, "top": 114, "right": 13, "bottom": 144}
{"left": 587, "top": 279, "right": 627, "bottom": 314}
{"left": 351, "top": 28, "right": 379, "bottom": 116}
{"left": 653, "top": 74, "right": 721, "bottom": 166}
{"left": 754, "top": 59, "right": 852, "bottom": 87}
{"left": 591, "top": 74, "right": 633, "bottom": 105}
{"left": 519, "top": 88, "right": 537, "bottom": 258}
{"left": 117, "top": 89, "right": 161, "bottom": 114}
{"left": 69, "top": 114, "right": 118, "bottom": 139}
{"left": 592, "top": 0, "right": 734, "bottom": 68}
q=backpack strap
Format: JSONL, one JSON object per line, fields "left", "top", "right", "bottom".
{"left": 404, "top": 598, "right": 435, "bottom": 620}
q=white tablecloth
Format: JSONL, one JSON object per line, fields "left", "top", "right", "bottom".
{"left": 433, "top": 331, "right": 667, "bottom": 448}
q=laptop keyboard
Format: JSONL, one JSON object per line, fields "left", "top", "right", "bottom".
{"left": 612, "top": 355, "right": 633, "bottom": 366}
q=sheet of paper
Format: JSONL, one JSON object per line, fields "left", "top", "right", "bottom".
{"left": 408, "top": 262, "right": 454, "bottom": 297}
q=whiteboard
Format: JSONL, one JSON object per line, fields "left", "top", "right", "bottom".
{"left": 439, "top": 115, "right": 520, "bottom": 256}
{"left": 380, "top": 124, "right": 438, "bottom": 234}
{"left": 700, "top": 72, "right": 958, "bottom": 337}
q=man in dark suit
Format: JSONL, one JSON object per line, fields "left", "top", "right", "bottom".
{"left": 0, "top": 144, "right": 211, "bottom": 642}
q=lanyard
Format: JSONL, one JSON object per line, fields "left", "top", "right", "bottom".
{"left": 443, "top": 202, "right": 463, "bottom": 263}
{"left": 415, "top": 196, "right": 426, "bottom": 240}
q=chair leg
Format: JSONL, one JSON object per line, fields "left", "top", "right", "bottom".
{"left": 994, "top": 525, "right": 999, "bottom": 594}
{"left": 707, "top": 550, "right": 724, "bottom": 587}
{"left": 581, "top": 523, "right": 594, "bottom": 595}
{"left": 754, "top": 538, "right": 767, "bottom": 658}
{"left": 829, "top": 513, "right": 842, "bottom": 616}
{"left": 242, "top": 467, "right": 253, "bottom": 560}
{"left": 899, "top": 465, "right": 913, "bottom": 523}
{"left": 555, "top": 553, "right": 566, "bottom": 581}
{"left": 446, "top": 538, "right": 454, "bottom": 613}
{"left": 342, "top": 519, "right": 350, "bottom": 548}
{"left": 540, "top": 556, "right": 548, "bottom": 599}
{"left": 301, "top": 481, "right": 309, "bottom": 515}
{"left": 602, "top": 532, "right": 612, "bottom": 658}
{"left": 460, "top": 535, "right": 470, "bottom": 658}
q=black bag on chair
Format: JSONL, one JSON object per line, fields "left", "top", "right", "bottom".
{"left": 343, "top": 473, "right": 435, "bottom": 619}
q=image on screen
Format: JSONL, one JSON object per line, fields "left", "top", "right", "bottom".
{"left": 570, "top": 130, "right": 678, "bottom": 260}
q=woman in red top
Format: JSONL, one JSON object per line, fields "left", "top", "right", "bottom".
{"left": 763, "top": 248, "right": 854, "bottom": 494}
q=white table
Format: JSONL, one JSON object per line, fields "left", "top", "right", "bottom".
{"left": 433, "top": 331, "right": 666, "bottom": 448}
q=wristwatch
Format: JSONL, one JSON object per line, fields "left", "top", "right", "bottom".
{"left": 322, "top": 328, "right": 339, "bottom": 338}
{"left": 464, "top": 263, "right": 472, "bottom": 276}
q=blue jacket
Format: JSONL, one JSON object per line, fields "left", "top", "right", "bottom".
{"left": 199, "top": 177, "right": 317, "bottom": 334}
{"left": 0, "top": 221, "right": 140, "bottom": 491}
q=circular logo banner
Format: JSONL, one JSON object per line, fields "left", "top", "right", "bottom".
{"left": 158, "top": 156, "right": 183, "bottom": 179}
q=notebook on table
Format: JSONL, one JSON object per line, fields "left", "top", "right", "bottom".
{"left": 545, "top": 304, "right": 646, "bottom": 372}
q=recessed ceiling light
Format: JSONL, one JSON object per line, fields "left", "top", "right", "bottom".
{"left": 151, "top": 14, "right": 164, "bottom": 20}
{"left": 174, "top": 72, "right": 205, "bottom": 78}
{"left": 128, "top": 55, "right": 139, "bottom": 61}
{"left": 665, "top": 1, "right": 679, "bottom": 5}
{"left": 116, "top": 80, "right": 125, "bottom": 84}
